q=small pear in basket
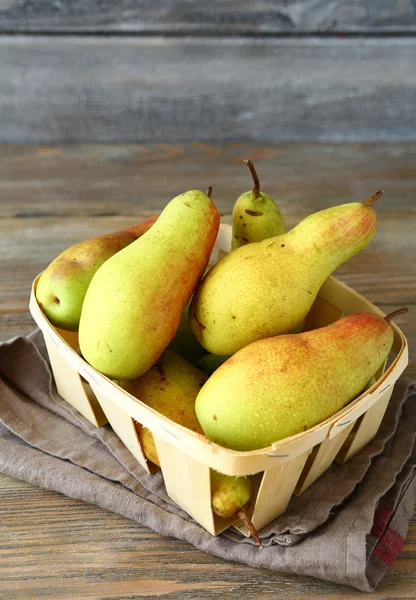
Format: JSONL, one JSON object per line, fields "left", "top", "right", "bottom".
{"left": 36, "top": 215, "right": 158, "bottom": 331}
{"left": 79, "top": 190, "right": 220, "bottom": 379}
{"left": 190, "top": 191, "right": 383, "bottom": 356}
{"left": 197, "top": 353, "right": 230, "bottom": 375}
{"left": 211, "top": 471, "right": 261, "bottom": 546}
{"left": 117, "top": 350, "right": 259, "bottom": 542}
{"left": 195, "top": 310, "right": 406, "bottom": 452}
{"left": 232, "top": 159, "right": 285, "bottom": 250}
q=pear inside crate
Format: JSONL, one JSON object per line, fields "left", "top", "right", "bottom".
{"left": 29, "top": 224, "right": 408, "bottom": 537}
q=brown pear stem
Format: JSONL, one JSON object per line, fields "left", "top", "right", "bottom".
{"left": 363, "top": 189, "right": 383, "bottom": 207}
{"left": 243, "top": 159, "right": 261, "bottom": 199}
{"left": 384, "top": 308, "right": 408, "bottom": 322}
{"left": 206, "top": 186, "right": 213, "bottom": 198}
{"left": 237, "top": 509, "right": 262, "bottom": 548}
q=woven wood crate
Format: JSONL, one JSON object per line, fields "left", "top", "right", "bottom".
{"left": 29, "top": 224, "right": 408, "bottom": 537}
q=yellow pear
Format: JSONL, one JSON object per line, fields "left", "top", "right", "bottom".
{"left": 195, "top": 310, "right": 400, "bottom": 451}
{"left": 118, "top": 349, "right": 206, "bottom": 465}
{"left": 232, "top": 159, "right": 285, "bottom": 250}
{"left": 79, "top": 190, "right": 219, "bottom": 379}
{"left": 36, "top": 215, "right": 158, "bottom": 331}
{"left": 189, "top": 191, "right": 382, "bottom": 355}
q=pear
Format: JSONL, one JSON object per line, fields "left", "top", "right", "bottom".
{"left": 118, "top": 351, "right": 257, "bottom": 537}
{"left": 36, "top": 215, "right": 158, "bottom": 331}
{"left": 197, "top": 353, "right": 230, "bottom": 375}
{"left": 232, "top": 159, "right": 285, "bottom": 250}
{"left": 79, "top": 190, "right": 219, "bottom": 379}
{"left": 189, "top": 191, "right": 383, "bottom": 355}
{"left": 195, "top": 310, "right": 402, "bottom": 452}
{"left": 211, "top": 471, "right": 253, "bottom": 517}
{"left": 117, "top": 349, "right": 207, "bottom": 464}
{"left": 210, "top": 470, "right": 260, "bottom": 545}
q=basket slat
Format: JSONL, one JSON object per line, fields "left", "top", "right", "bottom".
{"left": 304, "top": 295, "right": 343, "bottom": 331}
{"left": 153, "top": 434, "right": 217, "bottom": 535}
{"left": 238, "top": 450, "right": 311, "bottom": 534}
{"left": 294, "top": 421, "right": 355, "bottom": 495}
{"left": 336, "top": 387, "right": 393, "bottom": 464}
{"left": 44, "top": 337, "right": 107, "bottom": 427}
{"left": 91, "top": 386, "right": 151, "bottom": 473}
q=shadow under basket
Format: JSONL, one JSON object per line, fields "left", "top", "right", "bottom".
{"left": 29, "top": 224, "right": 408, "bottom": 538}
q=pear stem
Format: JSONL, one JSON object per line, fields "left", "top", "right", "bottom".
{"left": 237, "top": 508, "right": 262, "bottom": 548}
{"left": 363, "top": 189, "right": 383, "bottom": 207}
{"left": 384, "top": 308, "right": 408, "bottom": 322}
{"left": 243, "top": 159, "right": 261, "bottom": 199}
{"left": 206, "top": 186, "right": 213, "bottom": 198}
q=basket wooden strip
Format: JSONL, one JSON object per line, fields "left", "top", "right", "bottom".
{"left": 249, "top": 450, "right": 311, "bottom": 532}
{"left": 92, "top": 385, "right": 150, "bottom": 472}
{"left": 294, "top": 422, "right": 355, "bottom": 495}
{"left": 336, "top": 387, "right": 393, "bottom": 465}
{"left": 43, "top": 334, "right": 107, "bottom": 427}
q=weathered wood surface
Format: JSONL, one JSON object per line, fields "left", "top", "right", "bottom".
{"left": 0, "top": 473, "right": 414, "bottom": 600}
{"left": 0, "top": 37, "right": 415, "bottom": 143}
{"left": 0, "top": 143, "right": 414, "bottom": 598}
{"left": 0, "top": 0, "right": 415, "bottom": 33}
{"left": 1, "top": 143, "right": 415, "bottom": 317}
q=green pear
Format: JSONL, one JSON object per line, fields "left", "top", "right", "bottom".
{"left": 195, "top": 310, "right": 398, "bottom": 451}
{"left": 232, "top": 159, "right": 285, "bottom": 250}
{"left": 211, "top": 471, "right": 260, "bottom": 544}
{"left": 117, "top": 349, "right": 207, "bottom": 466}
{"left": 197, "top": 353, "right": 230, "bottom": 375}
{"left": 211, "top": 471, "right": 253, "bottom": 516}
{"left": 79, "top": 190, "right": 220, "bottom": 379}
{"left": 36, "top": 215, "right": 158, "bottom": 331}
{"left": 189, "top": 191, "right": 382, "bottom": 355}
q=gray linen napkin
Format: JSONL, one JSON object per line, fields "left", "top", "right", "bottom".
{"left": 0, "top": 329, "right": 415, "bottom": 592}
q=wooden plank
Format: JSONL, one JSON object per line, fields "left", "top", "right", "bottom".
{"left": 0, "top": 312, "right": 37, "bottom": 341}
{"left": 1, "top": 146, "right": 415, "bottom": 311}
{"left": 1, "top": 143, "right": 415, "bottom": 219}
{"left": 0, "top": 472, "right": 415, "bottom": 599}
{"left": 0, "top": 37, "right": 416, "bottom": 143}
{"left": 2, "top": 208, "right": 415, "bottom": 311}
{"left": 0, "top": 1, "right": 416, "bottom": 34}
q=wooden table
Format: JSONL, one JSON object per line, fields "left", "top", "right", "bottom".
{"left": 1, "top": 143, "right": 415, "bottom": 598}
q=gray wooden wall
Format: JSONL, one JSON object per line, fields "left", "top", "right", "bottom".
{"left": 0, "top": 1, "right": 415, "bottom": 143}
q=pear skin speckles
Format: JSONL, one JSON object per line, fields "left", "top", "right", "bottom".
{"left": 195, "top": 312, "right": 393, "bottom": 451}
{"left": 190, "top": 201, "right": 377, "bottom": 355}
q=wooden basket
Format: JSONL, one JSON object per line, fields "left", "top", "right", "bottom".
{"left": 29, "top": 224, "right": 408, "bottom": 537}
